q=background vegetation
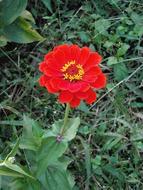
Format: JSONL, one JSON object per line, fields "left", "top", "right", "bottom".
{"left": 0, "top": 0, "right": 143, "bottom": 189}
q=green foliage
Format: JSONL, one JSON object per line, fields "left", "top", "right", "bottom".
{"left": 0, "top": 0, "right": 27, "bottom": 26}
{"left": 50, "top": 117, "right": 80, "bottom": 141}
{"left": 3, "top": 17, "right": 44, "bottom": 43}
{"left": 0, "top": 0, "right": 44, "bottom": 46}
{"left": 0, "top": 115, "right": 79, "bottom": 189}
{"left": 114, "top": 63, "right": 128, "bottom": 81}
{"left": 41, "top": 0, "right": 53, "bottom": 13}
{"left": 117, "top": 43, "right": 130, "bottom": 57}
{"left": 0, "top": 161, "right": 34, "bottom": 179}
{"left": 36, "top": 137, "right": 68, "bottom": 176}
{"left": 39, "top": 167, "right": 73, "bottom": 190}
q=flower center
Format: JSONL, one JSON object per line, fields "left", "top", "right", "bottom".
{"left": 61, "top": 60, "right": 84, "bottom": 82}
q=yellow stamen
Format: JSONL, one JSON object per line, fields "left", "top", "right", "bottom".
{"left": 61, "top": 60, "right": 84, "bottom": 82}
{"left": 61, "top": 60, "right": 76, "bottom": 72}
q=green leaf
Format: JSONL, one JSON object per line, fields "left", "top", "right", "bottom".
{"left": 5, "top": 138, "right": 20, "bottom": 161}
{"left": 20, "top": 137, "right": 39, "bottom": 151}
{"left": 0, "top": 35, "right": 8, "bottom": 46}
{"left": 107, "top": 56, "right": 118, "bottom": 66}
{"left": 79, "top": 126, "right": 90, "bottom": 135}
{"left": 114, "top": 63, "right": 128, "bottom": 81}
{"left": 3, "top": 17, "right": 44, "bottom": 43}
{"left": 92, "top": 155, "right": 101, "bottom": 167}
{"left": 0, "top": 161, "right": 35, "bottom": 179}
{"left": 54, "top": 157, "right": 72, "bottom": 171}
{"left": 41, "top": 0, "right": 53, "bottom": 13}
{"left": 117, "top": 43, "right": 130, "bottom": 57}
{"left": 39, "top": 157, "right": 75, "bottom": 189}
{"left": 51, "top": 117, "right": 80, "bottom": 141}
{"left": 78, "top": 101, "right": 91, "bottom": 114}
{"left": 102, "top": 137, "right": 122, "bottom": 151}
{"left": 23, "top": 115, "right": 43, "bottom": 139}
{"left": 20, "top": 115, "right": 43, "bottom": 151}
{"left": 10, "top": 178, "right": 42, "bottom": 190}
{"left": 94, "top": 19, "right": 111, "bottom": 35}
{"left": 103, "top": 164, "right": 125, "bottom": 181}
{"left": 78, "top": 31, "right": 90, "bottom": 43}
{"left": 0, "top": 0, "right": 27, "bottom": 26}
{"left": 131, "top": 12, "right": 143, "bottom": 24}
{"left": 104, "top": 41, "right": 113, "bottom": 48}
{"left": 134, "top": 24, "right": 143, "bottom": 36}
{"left": 39, "top": 167, "right": 73, "bottom": 190}
{"left": 36, "top": 137, "right": 68, "bottom": 176}
{"left": 20, "top": 10, "right": 35, "bottom": 23}
{"left": 0, "top": 163, "right": 23, "bottom": 178}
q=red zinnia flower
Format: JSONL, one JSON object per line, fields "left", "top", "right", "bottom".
{"left": 39, "top": 44, "right": 106, "bottom": 108}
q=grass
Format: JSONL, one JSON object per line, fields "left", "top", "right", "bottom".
{"left": 0, "top": 0, "right": 143, "bottom": 189}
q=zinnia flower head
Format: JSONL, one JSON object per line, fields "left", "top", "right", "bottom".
{"left": 39, "top": 44, "right": 106, "bottom": 108}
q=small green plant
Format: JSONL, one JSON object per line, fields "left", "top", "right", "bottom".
{"left": 0, "top": 0, "right": 44, "bottom": 46}
{"left": 0, "top": 44, "right": 106, "bottom": 189}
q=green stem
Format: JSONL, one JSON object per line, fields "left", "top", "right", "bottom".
{"left": 60, "top": 103, "right": 70, "bottom": 135}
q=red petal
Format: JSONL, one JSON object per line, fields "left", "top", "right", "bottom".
{"left": 45, "top": 82, "right": 59, "bottom": 93}
{"left": 78, "top": 47, "right": 90, "bottom": 65}
{"left": 91, "top": 73, "right": 107, "bottom": 89}
{"left": 39, "top": 61, "right": 61, "bottom": 77}
{"left": 58, "top": 91, "right": 73, "bottom": 103}
{"left": 70, "top": 97, "right": 81, "bottom": 108}
{"left": 54, "top": 44, "right": 71, "bottom": 63}
{"left": 83, "top": 52, "right": 102, "bottom": 71}
{"left": 44, "top": 67, "right": 62, "bottom": 77}
{"left": 39, "top": 75, "right": 49, "bottom": 86}
{"left": 68, "top": 82, "right": 81, "bottom": 93}
{"left": 80, "top": 82, "right": 90, "bottom": 92}
{"left": 53, "top": 50, "right": 66, "bottom": 66}
{"left": 50, "top": 78, "right": 60, "bottom": 89}
{"left": 75, "top": 91, "right": 89, "bottom": 99}
{"left": 39, "top": 61, "right": 47, "bottom": 72}
{"left": 70, "top": 45, "right": 81, "bottom": 61}
{"left": 44, "top": 58, "right": 57, "bottom": 70}
{"left": 58, "top": 79, "right": 69, "bottom": 90}
{"left": 83, "top": 67, "right": 101, "bottom": 82}
{"left": 85, "top": 89, "right": 97, "bottom": 104}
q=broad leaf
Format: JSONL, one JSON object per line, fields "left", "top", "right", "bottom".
{"left": 10, "top": 178, "right": 42, "bottom": 190}
{"left": 36, "top": 137, "right": 68, "bottom": 176}
{"left": 117, "top": 43, "right": 130, "bottom": 57}
{"left": 107, "top": 56, "right": 118, "bottom": 66}
{"left": 94, "top": 19, "right": 111, "bottom": 35}
{"left": 39, "top": 166, "right": 73, "bottom": 190}
{"left": 23, "top": 115, "right": 43, "bottom": 138}
{"left": 54, "top": 157, "right": 72, "bottom": 170}
{"left": 49, "top": 117, "right": 80, "bottom": 142}
{"left": 3, "top": 17, "right": 44, "bottom": 43}
{"left": 20, "top": 10, "right": 35, "bottom": 23}
{"left": 78, "top": 31, "right": 90, "bottom": 43}
{"left": 0, "top": 0, "right": 27, "bottom": 26}
{"left": 114, "top": 63, "right": 128, "bottom": 81}
{"left": 20, "top": 115, "right": 43, "bottom": 151}
{"left": 0, "top": 161, "right": 35, "bottom": 179}
{"left": 20, "top": 137, "right": 39, "bottom": 151}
